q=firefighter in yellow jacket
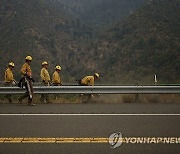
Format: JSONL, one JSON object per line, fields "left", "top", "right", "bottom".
{"left": 18, "top": 56, "right": 35, "bottom": 106}
{"left": 4, "top": 62, "right": 16, "bottom": 103}
{"left": 52, "top": 65, "right": 62, "bottom": 86}
{"left": 40, "top": 61, "right": 51, "bottom": 103}
{"left": 79, "top": 73, "right": 100, "bottom": 103}
{"left": 80, "top": 73, "right": 100, "bottom": 86}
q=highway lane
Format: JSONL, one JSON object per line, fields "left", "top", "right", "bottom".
{"left": 0, "top": 103, "right": 180, "bottom": 154}
{"left": 0, "top": 103, "right": 180, "bottom": 114}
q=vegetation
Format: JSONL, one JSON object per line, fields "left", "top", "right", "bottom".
{"left": 0, "top": 0, "right": 94, "bottom": 82}
{"left": 0, "top": 0, "right": 179, "bottom": 85}
{"left": 97, "top": 0, "right": 180, "bottom": 84}
{"left": 53, "top": 0, "right": 147, "bottom": 27}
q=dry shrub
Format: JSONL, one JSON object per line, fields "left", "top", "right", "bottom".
{"left": 94, "top": 94, "right": 123, "bottom": 103}
{"left": 122, "top": 94, "right": 134, "bottom": 103}
{"left": 144, "top": 94, "right": 160, "bottom": 103}
{"left": 158, "top": 94, "right": 180, "bottom": 103}
{"left": 143, "top": 94, "right": 180, "bottom": 103}
{"left": 1, "top": 94, "right": 179, "bottom": 104}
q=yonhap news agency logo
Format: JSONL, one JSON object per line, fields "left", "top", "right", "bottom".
{"left": 108, "top": 132, "right": 180, "bottom": 149}
{"left": 108, "top": 132, "right": 123, "bottom": 149}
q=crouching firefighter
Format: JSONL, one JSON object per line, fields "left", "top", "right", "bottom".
{"left": 78, "top": 73, "right": 100, "bottom": 103}
{"left": 18, "top": 56, "right": 35, "bottom": 106}
{"left": 80, "top": 73, "right": 100, "bottom": 86}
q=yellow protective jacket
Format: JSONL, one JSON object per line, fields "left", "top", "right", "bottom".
{"left": 40, "top": 67, "right": 50, "bottom": 83}
{"left": 21, "top": 62, "right": 32, "bottom": 76}
{"left": 52, "top": 71, "right": 61, "bottom": 84}
{"left": 81, "top": 76, "right": 94, "bottom": 86}
{"left": 4, "top": 68, "right": 14, "bottom": 83}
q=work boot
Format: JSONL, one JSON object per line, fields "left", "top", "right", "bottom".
{"left": 8, "top": 99, "right": 12, "bottom": 104}
{"left": 18, "top": 98, "right": 22, "bottom": 104}
{"left": 28, "top": 99, "right": 35, "bottom": 106}
{"left": 28, "top": 103, "right": 36, "bottom": 106}
{"left": 18, "top": 94, "right": 28, "bottom": 104}
{"left": 40, "top": 98, "right": 45, "bottom": 103}
{"left": 5, "top": 95, "right": 12, "bottom": 103}
{"left": 46, "top": 99, "right": 52, "bottom": 104}
{"left": 40, "top": 94, "right": 45, "bottom": 103}
{"left": 9, "top": 100, "right": 12, "bottom": 104}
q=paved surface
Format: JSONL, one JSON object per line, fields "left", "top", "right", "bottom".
{"left": 0, "top": 103, "right": 180, "bottom": 154}
{"left": 0, "top": 103, "right": 180, "bottom": 113}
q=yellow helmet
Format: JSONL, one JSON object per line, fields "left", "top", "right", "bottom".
{"left": 55, "top": 65, "right": 62, "bottom": 70}
{"left": 25, "top": 56, "right": 32, "bottom": 61}
{"left": 9, "top": 62, "right": 15, "bottom": 67}
{"left": 94, "top": 73, "right": 100, "bottom": 78}
{"left": 42, "top": 61, "right": 48, "bottom": 65}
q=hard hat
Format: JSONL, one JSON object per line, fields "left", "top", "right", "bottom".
{"left": 42, "top": 61, "right": 48, "bottom": 65}
{"left": 9, "top": 62, "right": 15, "bottom": 67}
{"left": 55, "top": 65, "right": 62, "bottom": 70}
{"left": 94, "top": 73, "right": 100, "bottom": 78}
{"left": 25, "top": 56, "right": 32, "bottom": 61}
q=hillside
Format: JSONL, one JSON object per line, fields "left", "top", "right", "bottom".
{"left": 96, "top": 0, "right": 180, "bottom": 84}
{"left": 0, "top": 0, "right": 94, "bottom": 81}
{"left": 51, "top": 0, "right": 147, "bottom": 27}
{"left": 0, "top": 0, "right": 179, "bottom": 85}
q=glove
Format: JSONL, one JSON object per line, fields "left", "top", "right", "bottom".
{"left": 31, "top": 77, "right": 35, "bottom": 83}
{"left": 28, "top": 76, "right": 35, "bottom": 83}
{"left": 27, "top": 72, "right": 32, "bottom": 77}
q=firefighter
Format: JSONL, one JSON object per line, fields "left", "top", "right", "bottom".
{"left": 80, "top": 73, "right": 100, "bottom": 86}
{"left": 4, "top": 62, "right": 16, "bottom": 103}
{"left": 18, "top": 56, "right": 35, "bottom": 106}
{"left": 40, "top": 61, "right": 51, "bottom": 103}
{"left": 79, "top": 73, "right": 100, "bottom": 103}
{"left": 52, "top": 65, "right": 62, "bottom": 86}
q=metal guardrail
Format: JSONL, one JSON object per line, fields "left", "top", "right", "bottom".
{"left": 0, "top": 86, "right": 179, "bottom": 94}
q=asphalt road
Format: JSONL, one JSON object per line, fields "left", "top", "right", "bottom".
{"left": 0, "top": 103, "right": 180, "bottom": 114}
{"left": 0, "top": 103, "right": 180, "bottom": 154}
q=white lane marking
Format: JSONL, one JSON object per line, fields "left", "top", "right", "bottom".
{"left": 0, "top": 114, "right": 180, "bottom": 116}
